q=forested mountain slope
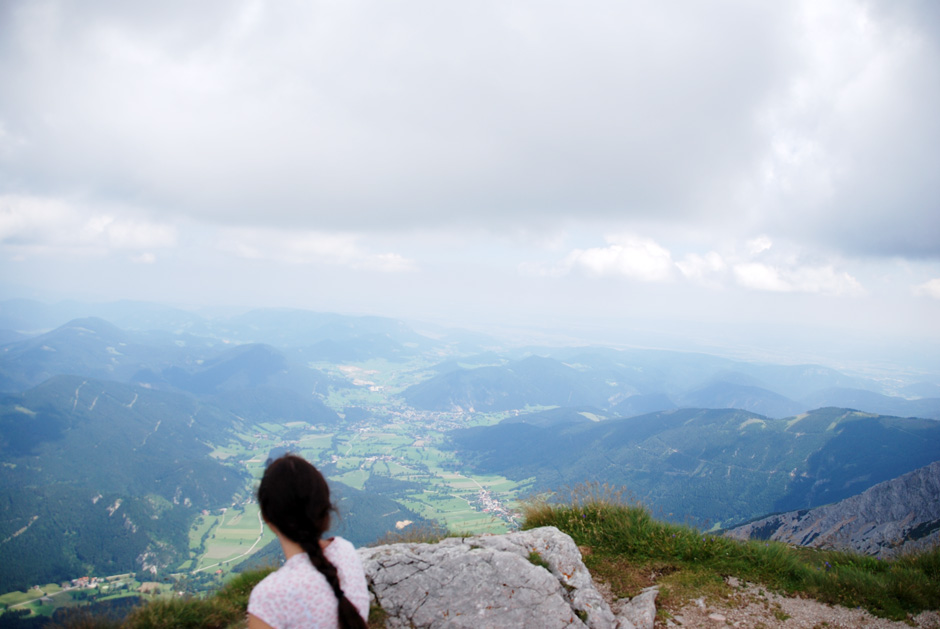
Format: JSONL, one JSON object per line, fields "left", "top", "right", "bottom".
{"left": 447, "top": 407, "right": 940, "bottom": 528}
{"left": 0, "top": 376, "right": 249, "bottom": 591}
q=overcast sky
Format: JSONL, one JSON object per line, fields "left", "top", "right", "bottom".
{"left": 1, "top": 0, "right": 938, "bottom": 375}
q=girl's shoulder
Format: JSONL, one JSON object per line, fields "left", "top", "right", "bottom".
{"left": 324, "top": 536, "right": 357, "bottom": 558}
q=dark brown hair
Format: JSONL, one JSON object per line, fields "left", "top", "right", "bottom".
{"left": 257, "top": 454, "right": 367, "bottom": 629}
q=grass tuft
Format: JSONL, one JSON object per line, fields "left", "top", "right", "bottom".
{"left": 527, "top": 550, "right": 551, "bottom": 571}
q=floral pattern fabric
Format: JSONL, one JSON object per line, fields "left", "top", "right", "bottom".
{"left": 248, "top": 537, "right": 369, "bottom": 628}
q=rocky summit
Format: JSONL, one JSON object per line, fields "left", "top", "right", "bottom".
{"left": 358, "top": 526, "right": 657, "bottom": 629}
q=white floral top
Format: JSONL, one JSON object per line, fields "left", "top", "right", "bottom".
{"left": 248, "top": 537, "right": 369, "bottom": 628}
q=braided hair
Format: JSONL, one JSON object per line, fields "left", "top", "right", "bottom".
{"left": 258, "top": 454, "right": 367, "bottom": 629}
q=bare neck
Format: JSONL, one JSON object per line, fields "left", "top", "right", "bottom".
{"left": 271, "top": 526, "right": 331, "bottom": 561}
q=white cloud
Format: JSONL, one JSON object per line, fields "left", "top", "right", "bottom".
{"left": 0, "top": 195, "right": 413, "bottom": 272}
{"left": 787, "top": 264, "right": 863, "bottom": 296}
{"left": 0, "top": 194, "right": 177, "bottom": 255}
{"left": 746, "top": 236, "right": 773, "bottom": 255}
{"left": 733, "top": 262, "right": 791, "bottom": 292}
{"left": 676, "top": 252, "right": 727, "bottom": 286}
{"left": 85, "top": 215, "right": 177, "bottom": 250}
{"left": 913, "top": 278, "right": 940, "bottom": 300}
{"left": 562, "top": 234, "right": 674, "bottom": 282}
{"left": 216, "top": 227, "right": 416, "bottom": 273}
{"left": 552, "top": 230, "right": 864, "bottom": 297}
{"left": 733, "top": 261, "right": 863, "bottom": 295}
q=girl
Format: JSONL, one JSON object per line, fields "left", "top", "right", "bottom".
{"left": 248, "top": 454, "right": 369, "bottom": 629}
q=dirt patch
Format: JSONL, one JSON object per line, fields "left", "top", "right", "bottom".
{"left": 659, "top": 577, "right": 940, "bottom": 628}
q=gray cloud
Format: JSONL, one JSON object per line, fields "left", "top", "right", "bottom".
{"left": 0, "top": 0, "right": 937, "bottom": 259}
{"left": 0, "top": 3, "right": 784, "bottom": 222}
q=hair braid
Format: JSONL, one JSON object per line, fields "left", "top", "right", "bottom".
{"left": 300, "top": 540, "right": 366, "bottom": 629}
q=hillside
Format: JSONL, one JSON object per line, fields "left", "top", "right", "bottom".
{"left": 725, "top": 460, "right": 940, "bottom": 557}
{"left": 403, "top": 355, "right": 611, "bottom": 411}
{"left": 447, "top": 407, "right": 940, "bottom": 528}
{"left": 0, "top": 376, "right": 250, "bottom": 591}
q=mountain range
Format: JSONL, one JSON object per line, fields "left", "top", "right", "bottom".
{"left": 404, "top": 348, "right": 940, "bottom": 420}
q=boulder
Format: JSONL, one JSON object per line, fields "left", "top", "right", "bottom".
{"left": 359, "top": 526, "right": 627, "bottom": 629}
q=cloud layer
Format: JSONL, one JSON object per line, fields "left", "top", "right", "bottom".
{"left": 551, "top": 234, "right": 864, "bottom": 296}
{"left": 1, "top": 1, "right": 938, "bottom": 369}
{"left": 1, "top": 0, "right": 937, "bottom": 257}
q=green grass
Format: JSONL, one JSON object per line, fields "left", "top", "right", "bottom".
{"left": 521, "top": 483, "right": 940, "bottom": 621}
{"left": 120, "top": 569, "right": 273, "bottom": 629}
{"left": 189, "top": 504, "right": 273, "bottom": 575}
{"left": 0, "top": 589, "right": 39, "bottom": 606}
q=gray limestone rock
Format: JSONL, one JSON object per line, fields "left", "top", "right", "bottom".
{"left": 359, "top": 526, "right": 623, "bottom": 629}
{"left": 615, "top": 586, "right": 658, "bottom": 629}
{"left": 724, "top": 460, "right": 940, "bottom": 557}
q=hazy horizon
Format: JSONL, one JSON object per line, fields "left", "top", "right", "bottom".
{"left": 2, "top": 1, "right": 938, "bottom": 379}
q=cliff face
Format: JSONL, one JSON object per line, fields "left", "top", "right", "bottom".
{"left": 724, "top": 461, "right": 940, "bottom": 557}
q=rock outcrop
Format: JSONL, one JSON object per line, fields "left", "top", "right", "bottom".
{"left": 724, "top": 460, "right": 940, "bottom": 557}
{"left": 359, "top": 526, "right": 656, "bottom": 629}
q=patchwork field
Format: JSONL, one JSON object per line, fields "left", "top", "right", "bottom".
{"left": 183, "top": 503, "right": 274, "bottom": 576}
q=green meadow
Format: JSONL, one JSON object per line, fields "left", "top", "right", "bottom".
{"left": 183, "top": 503, "right": 275, "bottom": 577}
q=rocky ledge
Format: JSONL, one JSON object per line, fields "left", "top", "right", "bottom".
{"left": 358, "top": 526, "right": 656, "bottom": 629}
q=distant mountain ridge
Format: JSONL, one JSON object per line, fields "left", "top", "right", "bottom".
{"left": 0, "top": 316, "right": 228, "bottom": 393}
{"left": 724, "top": 461, "right": 940, "bottom": 557}
{"left": 4, "top": 300, "right": 938, "bottom": 420}
{"left": 403, "top": 349, "right": 940, "bottom": 419}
